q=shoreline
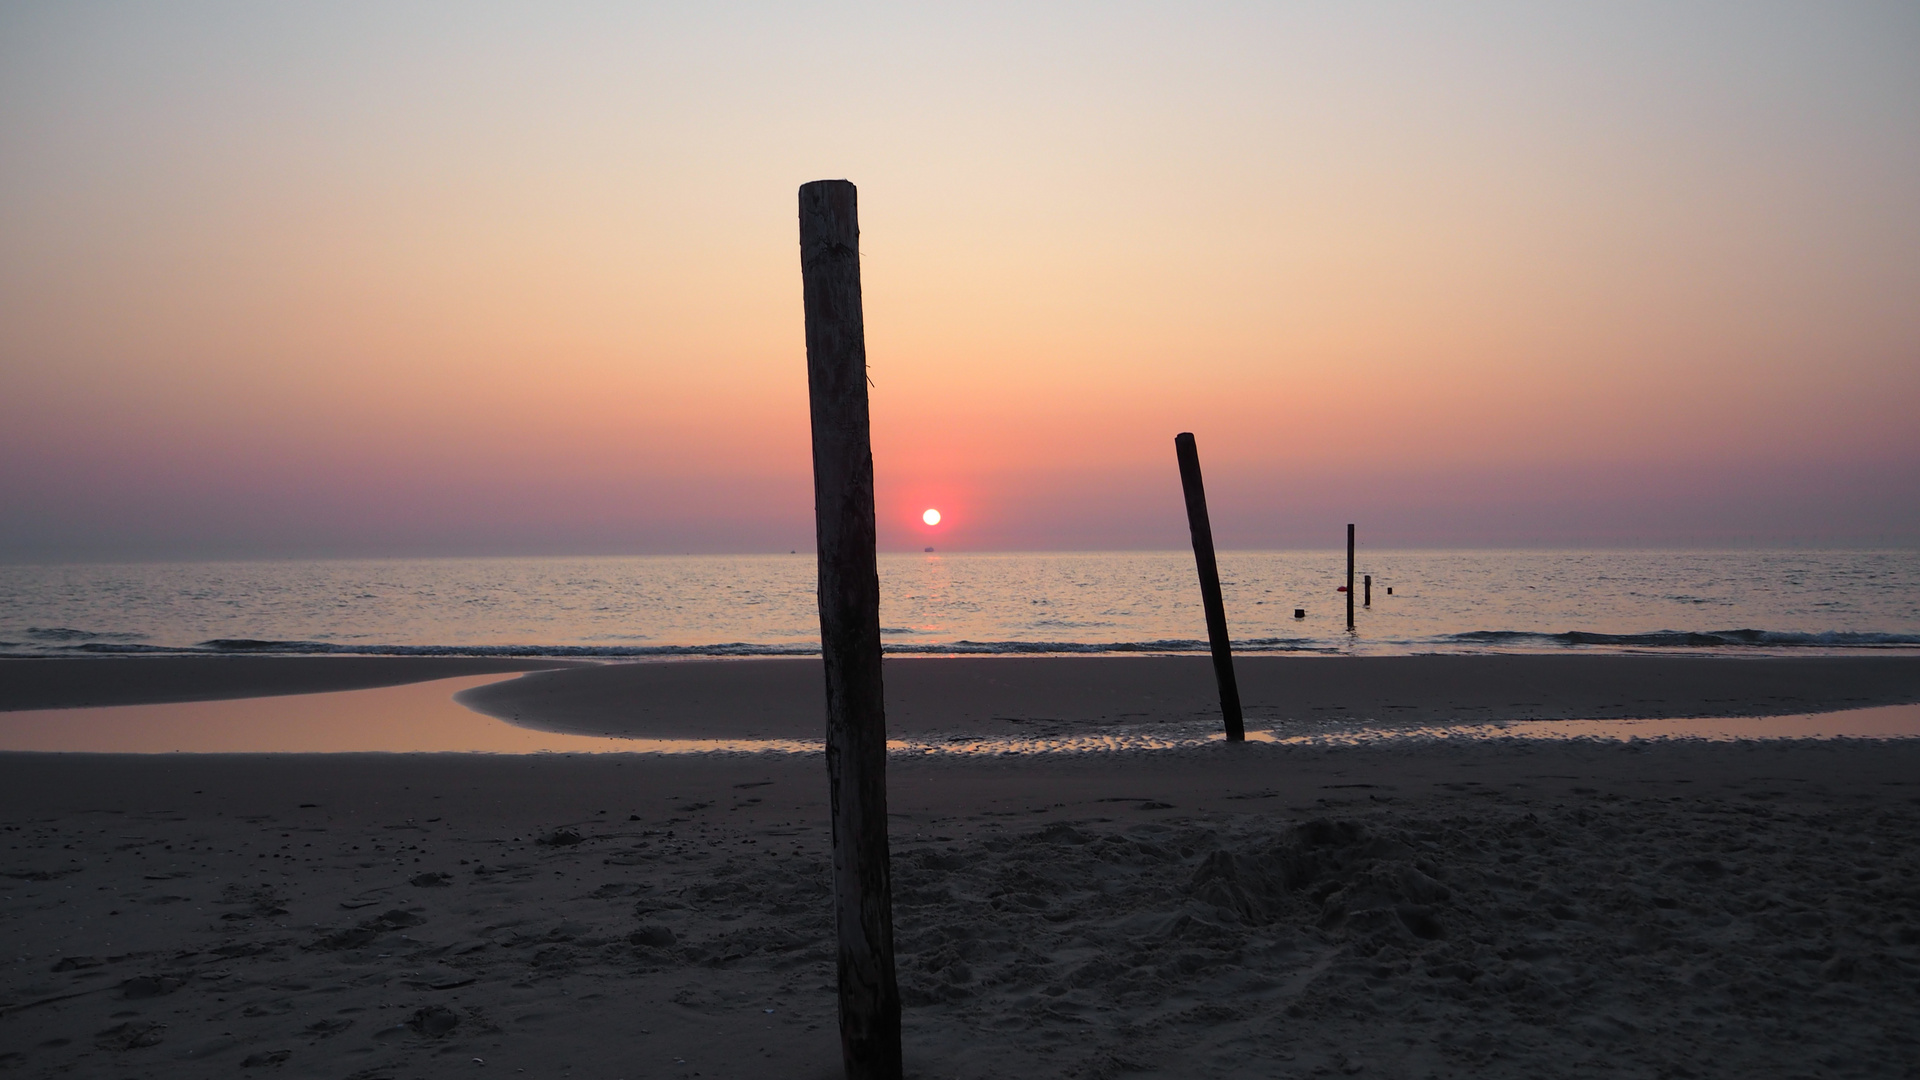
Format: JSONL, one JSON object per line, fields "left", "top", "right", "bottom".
{"left": 4, "top": 656, "right": 1918, "bottom": 733}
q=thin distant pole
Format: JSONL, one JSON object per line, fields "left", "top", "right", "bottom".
{"left": 1346, "top": 524, "right": 1356, "bottom": 631}
{"left": 1364, "top": 574, "right": 1372, "bottom": 607}
{"left": 799, "top": 179, "right": 902, "bottom": 1080}
{"left": 1174, "top": 432, "right": 1244, "bottom": 741}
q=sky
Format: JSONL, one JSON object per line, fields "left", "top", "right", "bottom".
{"left": 2, "top": 2, "right": 1916, "bottom": 560}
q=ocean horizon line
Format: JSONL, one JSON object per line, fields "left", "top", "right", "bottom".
{"left": 2, "top": 543, "right": 1918, "bottom": 569}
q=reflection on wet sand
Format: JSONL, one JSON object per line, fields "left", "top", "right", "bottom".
{"left": 0, "top": 674, "right": 640, "bottom": 754}
{"left": 1262, "top": 702, "right": 1920, "bottom": 745}
{"left": 919, "top": 702, "right": 1920, "bottom": 754}
{"left": 0, "top": 674, "right": 1914, "bottom": 754}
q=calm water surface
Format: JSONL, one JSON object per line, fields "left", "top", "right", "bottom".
{"left": 1, "top": 550, "right": 1915, "bottom": 658}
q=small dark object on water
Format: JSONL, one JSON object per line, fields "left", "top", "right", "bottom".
{"left": 1364, "top": 574, "right": 1372, "bottom": 606}
{"left": 1294, "top": 609, "right": 1306, "bottom": 619}
{"left": 1387, "top": 587, "right": 1393, "bottom": 595}
{"left": 924, "top": 546, "right": 934, "bottom": 552}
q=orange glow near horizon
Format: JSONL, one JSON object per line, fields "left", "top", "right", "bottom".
{"left": 1, "top": 6, "right": 1916, "bottom": 558}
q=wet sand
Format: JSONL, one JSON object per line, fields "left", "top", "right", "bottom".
{"left": 453, "top": 654, "right": 1920, "bottom": 739}
{"left": 0, "top": 656, "right": 579, "bottom": 712}
{"left": 8, "top": 656, "right": 1919, "bottom": 733}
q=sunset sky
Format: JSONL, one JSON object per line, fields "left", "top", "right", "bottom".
{"left": 2, "top": 2, "right": 1916, "bottom": 560}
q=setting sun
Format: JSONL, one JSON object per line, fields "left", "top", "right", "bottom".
{"left": 922, "top": 508, "right": 941, "bottom": 526}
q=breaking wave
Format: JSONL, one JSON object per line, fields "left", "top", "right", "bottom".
{"left": 3, "top": 628, "right": 1916, "bottom": 659}
{"left": 1445, "top": 629, "right": 1920, "bottom": 649}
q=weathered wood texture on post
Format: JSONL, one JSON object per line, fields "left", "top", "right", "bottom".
{"left": 1175, "top": 432, "right": 1245, "bottom": 741}
{"left": 1346, "top": 524, "right": 1356, "bottom": 631}
{"left": 799, "top": 179, "right": 903, "bottom": 1080}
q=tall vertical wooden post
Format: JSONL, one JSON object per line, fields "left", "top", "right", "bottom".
{"left": 1175, "top": 433, "right": 1244, "bottom": 741}
{"left": 1346, "top": 524, "right": 1356, "bottom": 631}
{"left": 799, "top": 179, "right": 902, "bottom": 1080}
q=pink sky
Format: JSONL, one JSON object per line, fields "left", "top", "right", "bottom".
{"left": 2, "top": 4, "right": 1916, "bottom": 559}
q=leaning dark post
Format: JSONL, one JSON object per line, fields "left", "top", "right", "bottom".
{"left": 1346, "top": 523, "right": 1356, "bottom": 631}
{"left": 1174, "top": 432, "right": 1244, "bottom": 741}
{"left": 799, "top": 179, "right": 903, "bottom": 1080}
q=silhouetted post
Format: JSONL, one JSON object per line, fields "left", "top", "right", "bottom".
{"left": 1174, "top": 432, "right": 1244, "bottom": 741}
{"left": 799, "top": 179, "right": 902, "bottom": 1080}
{"left": 1364, "top": 574, "right": 1372, "bottom": 607}
{"left": 1346, "top": 524, "right": 1356, "bottom": 631}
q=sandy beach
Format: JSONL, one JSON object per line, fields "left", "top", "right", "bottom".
{"left": 2, "top": 655, "right": 1918, "bottom": 1078}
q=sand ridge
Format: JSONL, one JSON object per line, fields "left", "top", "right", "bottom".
{"left": 0, "top": 657, "right": 582, "bottom": 713}
{"left": 453, "top": 654, "right": 1920, "bottom": 740}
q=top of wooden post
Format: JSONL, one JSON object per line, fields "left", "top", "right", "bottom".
{"left": 799, "top": 180, "right": 860, "bottom": 272}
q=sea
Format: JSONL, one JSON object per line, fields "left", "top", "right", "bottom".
{"left": 2, "top": 549, "right": 1916, "bottom": 659}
